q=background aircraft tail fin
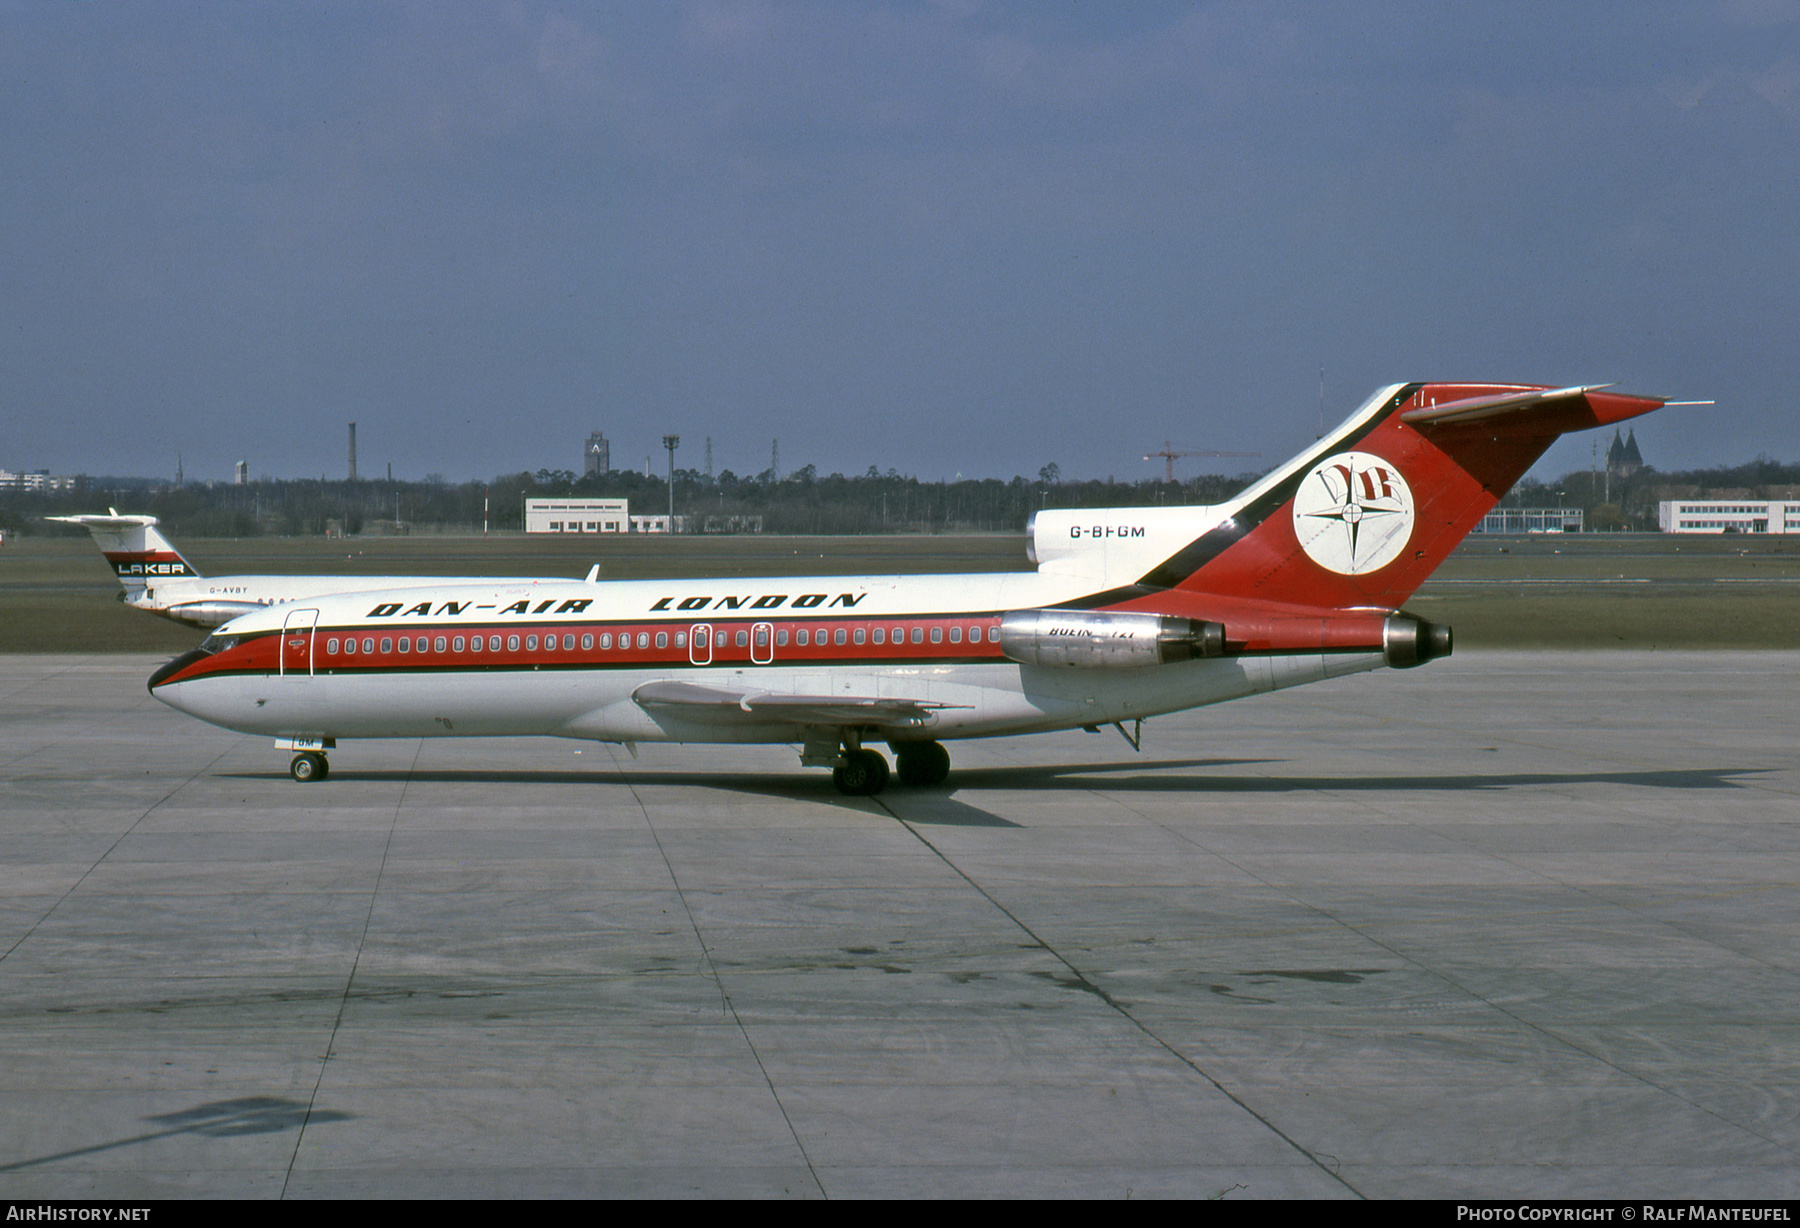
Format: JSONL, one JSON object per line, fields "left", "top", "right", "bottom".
{"left": 45, "top": 511, "right": 201, "bottom": 596}
{"left": 1133, "top": 382, "right": 1667, "bottom": 611}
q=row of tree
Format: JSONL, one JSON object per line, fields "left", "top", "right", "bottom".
{"left": 1499, "top": 455, "right": 1800, "bottom": 531}
{"left": 6, "top": 456, "right": 1796, "bottom": 538}
{"left": 5, "top": 465, "right": 1256, "bottom": 538}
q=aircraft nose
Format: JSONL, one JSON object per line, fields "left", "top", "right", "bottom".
{"left": 148, "top": 648, "right": 210, "bottom": 694}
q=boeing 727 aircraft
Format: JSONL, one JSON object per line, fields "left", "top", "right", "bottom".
{"left": 49, "top": 511, "right": 580, "bottom": 628}
{"left": 149, "top": 382, "right": 1670, "bottom": 793}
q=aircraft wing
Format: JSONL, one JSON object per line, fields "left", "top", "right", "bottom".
{"left": 632, "top": 680, "right": 963, "bottom": 729}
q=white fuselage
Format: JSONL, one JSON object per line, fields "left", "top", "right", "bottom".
{"left": 151, "top": 571, "right": 1387, "bottom": 747}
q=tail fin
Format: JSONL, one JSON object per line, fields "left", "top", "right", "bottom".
{"left": 1132, "top": 382, "right": 1666, "bottom": 611}
{"left": 45, "top": 510, "right": 201, "bottom": 599}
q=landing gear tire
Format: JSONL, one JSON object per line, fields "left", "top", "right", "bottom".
{"left": 895, "top": 741, "right": 951, "bottom": 787}
{"left": 290, "top": 752, "right": 328, "bottom": 783}
{"left": 832, "top": 748, "right": 890, "bottom": 797}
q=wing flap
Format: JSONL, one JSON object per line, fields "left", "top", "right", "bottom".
{"left": 632, "top": 680, "right": 961, "bottom": 729}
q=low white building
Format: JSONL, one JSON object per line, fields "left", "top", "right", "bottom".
{"left": 524, "top": 498, "right": 629, "bottom": 534}
{"left": 1473, "top": 507, "right": 1583, "bottom": 533}
{"left": 1657, "top": 500, "right": 1800, "bottom": 534}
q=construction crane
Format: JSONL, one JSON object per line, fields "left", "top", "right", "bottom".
{"left": 1144, "top": 442, "right": 1260, "bottom": 483}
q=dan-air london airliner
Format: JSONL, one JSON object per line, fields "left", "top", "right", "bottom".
{"left": 149, "top": 382, "right": 1672, "bottom": 794}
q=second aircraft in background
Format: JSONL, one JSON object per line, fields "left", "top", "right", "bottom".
{"left": 49, "top": 511, "right": 588, "bottom": 629}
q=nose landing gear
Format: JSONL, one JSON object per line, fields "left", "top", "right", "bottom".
{"left": 289, "top": 751, "right": 330, "bottom": 782}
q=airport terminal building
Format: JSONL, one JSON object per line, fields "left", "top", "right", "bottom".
{"left": 1473, "top": 507, "right": 1584, "bottom": 533}
{"left": 1657, "top": 499, "right": 1800, "bottom": 534}
{"left": 524, "top": 498, "right": 629, "bottom": 534}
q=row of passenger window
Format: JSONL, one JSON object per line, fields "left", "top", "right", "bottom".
{"left": 328, "top": 632, "right": 594, "bottom": 656}
{"left": 321, "top": 622, "right": 1000, "bottom": 658}
{"left": 788, "top": 624, "right": 996, "bottom": 646}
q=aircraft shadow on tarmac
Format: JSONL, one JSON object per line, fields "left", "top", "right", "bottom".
{"left": 0, "top": 1095, "right": 351, "bottom": 1174}
{"left": 214, "top": 759, "right": 1766, "bottom": 829}
{"left": 217, "top": 756, "right": 1273, "bottom": 828}
{"left": 953, "top": 763, "right": 1765, "bottom": 793}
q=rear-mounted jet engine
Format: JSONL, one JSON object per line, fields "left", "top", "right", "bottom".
{"left": 1382, "top": 615, "right": 1453, "bottom": 669}
{"left": 998, "top": 609, "right": 1226, "bottom": 668}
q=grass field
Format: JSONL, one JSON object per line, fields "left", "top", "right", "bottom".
{"left": 1418, "top": 534, "right": 1800, "bottom": 648}
{"left": 3, "top": 529, "right": 1796, "bottom": 652}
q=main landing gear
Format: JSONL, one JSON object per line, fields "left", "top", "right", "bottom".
{"left": 832, "top": 748, "right": 889, "bottom": 796}
{"left": 894, "top": 740, "right": 950, "bottom": 787}
{"left": 821, "top": 735, "right": 951, "bottom": 796}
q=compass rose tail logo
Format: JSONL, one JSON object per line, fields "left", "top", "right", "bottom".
{"left": 1293, "top": 451, "right": 1415, "bottom": 576}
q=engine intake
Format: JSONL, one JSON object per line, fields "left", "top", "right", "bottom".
{"left": 999, "top": 609, "right": 1226, "bottom": 668}
{"left": 166, "top": 601, "right": 269, "bottom": 629}
{"left": 1383, "top": 614, "right": 1453, "bottom": 669}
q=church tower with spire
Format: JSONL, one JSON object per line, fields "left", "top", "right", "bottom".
{"left": 1606, "top": 428, "right": 1643, "bottom": 479}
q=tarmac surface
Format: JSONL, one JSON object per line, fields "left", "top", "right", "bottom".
{"left": 0, "top": 651, "right": 1796, "bottom": 1199}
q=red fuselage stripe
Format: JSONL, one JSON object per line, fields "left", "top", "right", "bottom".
{"left": 159, "top": 614, "right": 1014, "bottom": 684}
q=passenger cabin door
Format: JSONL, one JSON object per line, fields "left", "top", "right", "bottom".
{"left": 280, "top": 608, "right": 319, "bottom": 680}
{"left": 752, "top": 621, "right": 774, "bottom": 665}
{"left": 689, "top": 623, "right": 712, "bottom": 666}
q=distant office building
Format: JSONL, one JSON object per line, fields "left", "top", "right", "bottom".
{"left": 584, "top": 432, "right": 610, "bottom": 477}
{"left": 1473, "top": 508, "right": 1584, "bottom": 533}
{"left": 1658, "top": 500, "right": 1800, "bottom": 534}
{"left": 525, "top": 498, "right": 628, "bottom": 534}
{"left": 0, "top": 469, "right": 76, "bottom": 493}
{"left": 630, "top": 514, "right": 690, "bottom": 534}
{"left": 235, "top": 461, "right": 248, "bottom": 486}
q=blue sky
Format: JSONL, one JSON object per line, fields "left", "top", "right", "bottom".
{"left": 2, "top": 1, "right": 1795, "bottom": 485}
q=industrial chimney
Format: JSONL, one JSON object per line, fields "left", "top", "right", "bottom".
{"left": 348, "top": 422, "right": 358, "bottom": 481}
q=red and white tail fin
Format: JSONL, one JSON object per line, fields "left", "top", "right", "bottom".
{"left": 1132, "top": 382, "right": 1667, "bottom": 611}
{"left": 45, "top": 510, "right": 201, "bottom": 598}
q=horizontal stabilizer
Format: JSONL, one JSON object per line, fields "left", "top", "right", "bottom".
{"left": 45, "top": 513, "right": 162, "bottom": 531}
{"left": 1400, "top": 383, "right": 1663, "bottom": 429}
{"left": 633, "top": 680, "right": 962, "bottom": 729}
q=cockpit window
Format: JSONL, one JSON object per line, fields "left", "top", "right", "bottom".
{"left": 198, "top": 633, "right": 239, "bottom": 655}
